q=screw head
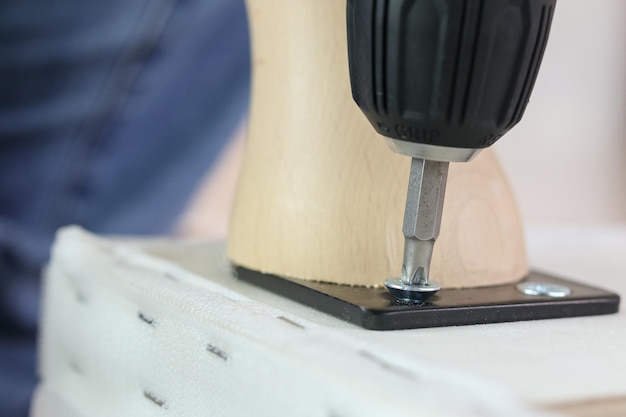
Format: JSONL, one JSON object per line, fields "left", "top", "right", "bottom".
{"left": 516, "top": 282, "right": 571, "bottom": 298}
{"left": 385, "top": 278, "right": 440, "bottom": 303}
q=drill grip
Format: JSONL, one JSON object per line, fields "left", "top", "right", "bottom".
{"left": 347, "top": 0, "right": 556, "bottom": 150}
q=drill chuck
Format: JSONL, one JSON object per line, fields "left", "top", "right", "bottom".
{"left": 347, "top": 0, "right": 556, "bottom": 161}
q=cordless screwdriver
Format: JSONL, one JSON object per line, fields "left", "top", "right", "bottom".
{"left": 347, "top": 0, "right": 556, "bottom": 302}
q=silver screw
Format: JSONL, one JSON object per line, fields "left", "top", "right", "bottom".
{"left": 384, "top": 277, "right": 441, "bottom": 303}
{"left": 516, "top": 282, "right": 571, "bottom": 298}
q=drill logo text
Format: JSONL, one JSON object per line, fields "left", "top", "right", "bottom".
{"left": 393, "top": 124, "right": 440, "bottom": 144}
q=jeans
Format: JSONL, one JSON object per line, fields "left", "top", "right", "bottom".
{"left": 0, "top": 0, "right": 250, "bottom": 415}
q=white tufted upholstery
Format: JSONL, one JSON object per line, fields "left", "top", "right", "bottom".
{"left": 33, "top": 225, "right": 626, "bottom": 416}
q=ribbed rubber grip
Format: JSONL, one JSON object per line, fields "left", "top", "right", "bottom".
{"left": 347, "top": 0, "right": 556, "bottom": 150}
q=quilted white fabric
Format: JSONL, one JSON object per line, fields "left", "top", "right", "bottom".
{"left": 33, "top": 225, "right": 626, "bottom": 417}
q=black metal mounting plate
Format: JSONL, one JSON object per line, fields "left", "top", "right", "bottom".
{"left": 234, "top": 266, "right": 620, "bottom": 330}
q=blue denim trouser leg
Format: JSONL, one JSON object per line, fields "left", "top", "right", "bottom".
{"left": 0, "top": 0, "right": 250, "bottom": 415}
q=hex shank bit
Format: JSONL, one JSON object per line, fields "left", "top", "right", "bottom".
{"left": 402, "top": 158, "right": 449, "bottom": 285}
{"left": 385, "top": 158, "right": 448, "bottom": 302}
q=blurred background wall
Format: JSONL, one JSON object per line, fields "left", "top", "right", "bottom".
{"left": 496, "top": 0, "right": 626, "bottom": 224}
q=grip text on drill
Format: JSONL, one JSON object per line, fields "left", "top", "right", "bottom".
{"left": 394, "top": 124, "right": 440, "bottom": 144}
